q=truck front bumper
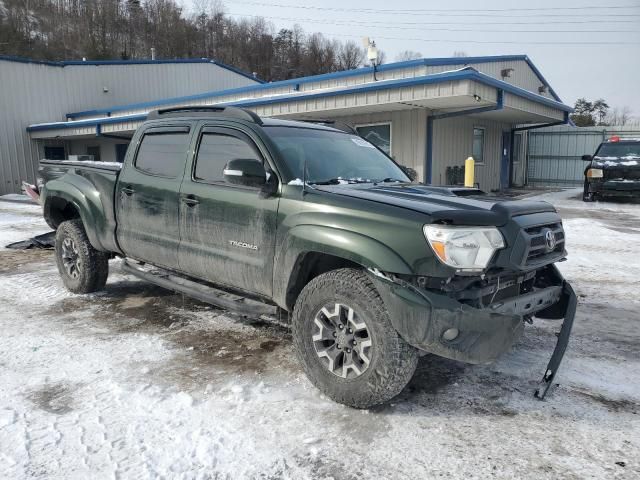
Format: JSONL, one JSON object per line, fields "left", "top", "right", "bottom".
{"left": 371, "top": 265, "right": 577, "bottom": 399}
{"left": 588, "top": 179, "right": 640, "bottom": 197}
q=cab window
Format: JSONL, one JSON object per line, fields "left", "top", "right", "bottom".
{"left": 135, "top": 132, "right": 190, "bottom": 177}
{"left": 194, "top": 132, "right": 262, "bottom": 183}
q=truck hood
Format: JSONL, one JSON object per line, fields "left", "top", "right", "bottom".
{"left": 314, "top": 184, "right": 557, "bottom": 226}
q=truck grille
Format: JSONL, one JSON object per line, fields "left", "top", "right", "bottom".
{"left": 523, "top": 223, "right": 565, "bottom": 266}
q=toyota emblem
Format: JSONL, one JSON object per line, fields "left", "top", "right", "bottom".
{"left": 544, "top": 229, "right": 556, "bottom": 251}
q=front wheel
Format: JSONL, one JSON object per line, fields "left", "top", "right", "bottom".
{"left": 55, "top": 219, "right": 109, "bottom": 293}
{"left": 583, "top": 179, "right": 596, "bottom": 202}
{"left": 292, "top": 268, "right": 419, "bottom": 408}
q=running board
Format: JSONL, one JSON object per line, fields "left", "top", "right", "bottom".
{"left": 121, "top": 260, "right": 279, "bottom": 317}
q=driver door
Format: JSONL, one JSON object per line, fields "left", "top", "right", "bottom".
{"left": 178, "top": 125, "right": 280, "bottom": 297}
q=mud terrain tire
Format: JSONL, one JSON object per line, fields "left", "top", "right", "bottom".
{"left": 55, "top": 219, "right": 109, "bottom": 293}
{"left": 292, "top": 268, "right": 418, "bottom": 408}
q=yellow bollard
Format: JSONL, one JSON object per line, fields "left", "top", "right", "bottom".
{"left": 464, "top": 156, "right": 475, "bottom": 187}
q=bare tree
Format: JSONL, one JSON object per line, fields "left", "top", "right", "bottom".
{"left": 453, "top": 50, "right": 468, "bottom": 57}
{"left": 0, "top": 0, "right": 378, "bottom": 81}
{"left": 607, "top": 106, "right": 634, "bottom": 126}
{"left": 395, "top": 50, "right": 422, "bottom": 62}
{"left": 338, "top": 40, "right": 364, "bottom": 70}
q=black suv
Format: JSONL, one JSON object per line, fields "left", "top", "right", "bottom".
{"left": 582, "top": 137, "right": 640, "bottom": 201}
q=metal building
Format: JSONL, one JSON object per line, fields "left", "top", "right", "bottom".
{"left": 7, "top": 54, "right": 572, "bottom": 193}
{"left": 0, "top": 56, "right": 261, "bottom": 195}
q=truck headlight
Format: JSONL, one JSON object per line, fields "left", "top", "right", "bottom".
{"left": 424, "top": 225, "right": 505, "bottom": 272}
{"left": 586, "top": 168, "right": 603, "bottom": 179}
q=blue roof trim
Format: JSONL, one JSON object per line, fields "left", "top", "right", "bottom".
{"left": 0, "top": 54, "right": 262, "bottom": 84}
{"left": 520, "top": 55, "right": 562, "bottom": 103}
{"left": 65, "top": 54, "right": 562, "bottom": 119}
{"left": 220, "top": 70, "right": 572, "bottom": 112}
{"left": 28, "top": 70, "right": 572, "bottom": 133}
{"left": 28, "top": 113, "right": 148, "bottom": 132}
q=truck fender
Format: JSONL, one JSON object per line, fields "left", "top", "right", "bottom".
{"left": 273, "top": 225, "right": 413, "bottom": 309}
{"left": 43, "top": 179, "right": 110, "bottom": 252}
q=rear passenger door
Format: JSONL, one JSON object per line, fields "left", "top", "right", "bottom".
{"left": 178, "top": 124, "right": 279, "bottom": 297}
{"left": 116, "top": 124, "right": 193, "bottom": 270}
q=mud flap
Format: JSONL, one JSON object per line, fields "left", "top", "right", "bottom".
{"left": 534, "top": 282, "right": 577, "bottom": 400}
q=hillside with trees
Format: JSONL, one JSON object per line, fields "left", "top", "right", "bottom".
{"left": 0, "top": 0, "right": 370, "bottom": 81}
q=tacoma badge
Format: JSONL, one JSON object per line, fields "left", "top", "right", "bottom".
{"left": 229, "top": 240, "right": 258, "bottom": 250}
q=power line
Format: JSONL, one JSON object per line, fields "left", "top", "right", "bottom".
{"left": 295, "top": 30, "right": 640, "bottom": 46}
{"left": 229, "top": 1, "right": 640, "bottom": 17}
{"left": 228, "top": 12, "right": 640, "bottom": 33}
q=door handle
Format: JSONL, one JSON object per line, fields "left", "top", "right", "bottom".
{"left": 121, "top": 186, "right": 135, "bottom": 196}
{"left": 182, "top": 195, "right": 200, "bottom": 207}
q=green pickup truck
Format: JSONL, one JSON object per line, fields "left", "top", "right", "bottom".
{"left": 39, "top": 106, "right": 576, "bottom": 408}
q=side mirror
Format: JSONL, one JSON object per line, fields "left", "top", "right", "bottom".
{"left": 223, "top": 158, "right": 266, "bottom": 187}
{"left": 400, "top": 165, "right": 418, "bottom": 182}
{"left": 582, "top": 154, "right": 593, "bottom": 161}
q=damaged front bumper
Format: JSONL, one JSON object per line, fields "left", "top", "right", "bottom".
{"left": 371, "top": 265, "right": 576, "bottom": 399}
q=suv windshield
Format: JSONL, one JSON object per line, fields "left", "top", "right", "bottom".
{"left": 595, "top": 142, "right": 640, "bottom": 159}
{"left": 266, "top": 126, "right": 410, "bottom": 184}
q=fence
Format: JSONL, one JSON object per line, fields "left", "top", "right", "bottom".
{"left": 526, "top": 126, "right": 640, "bottom": 188}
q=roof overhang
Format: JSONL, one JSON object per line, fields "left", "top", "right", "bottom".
{"left": 28, "top": 68, "right": 571, "bottom": 139}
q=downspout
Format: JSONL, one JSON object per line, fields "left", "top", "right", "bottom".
{"left": 425, "top": 89, "right": 504, "bottom": 184}
{"left": 510, "top": 111, "right": 569, "bottom": 187}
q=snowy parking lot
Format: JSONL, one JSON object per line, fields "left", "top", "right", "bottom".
{"left": 0, "top": 189, "right": 638, "bottom": 479}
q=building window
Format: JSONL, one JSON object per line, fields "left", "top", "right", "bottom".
{"left": 512, "top": 133, "right": 523, "bottom": 163}
{"left": 472, "top": 127, "right": 485, "bottom": 164}
{"left": 44, "top": 146, "right": 65, "bottom": 160}
{"left": 87, "top": 146, "right": 101, "bottom": 162}
{"left": 356, "top": 123, "right": 391, "bottom": 155}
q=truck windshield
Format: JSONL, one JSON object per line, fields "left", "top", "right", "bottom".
{"left": 266, "top": 126, "right": 410, "bottom": 184}
{"left": 595, "top": 143, "right": 640, "bottom": 159}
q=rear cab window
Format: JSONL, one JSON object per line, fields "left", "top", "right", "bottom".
{"left": 134, "top": 127, "right": 191, "bottom": 177}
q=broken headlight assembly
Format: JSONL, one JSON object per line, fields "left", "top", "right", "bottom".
{"left": 424, "top": 225, "right": 505, "bottom": 273}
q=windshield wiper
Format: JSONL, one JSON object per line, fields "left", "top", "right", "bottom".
{"left": 309, "top": 178, "right": 372, "bottom": 185}
{"left": 374, "top": 178, "right": 408, "bottom": 184}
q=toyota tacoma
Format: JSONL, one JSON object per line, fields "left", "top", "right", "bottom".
{"left": 38, "top": 106, "right": 576, "bottom": 408}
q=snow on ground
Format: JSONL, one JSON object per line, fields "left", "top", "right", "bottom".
{"left": 0, "top": 191, "right": 639, "bottom": 479}
{"left": 0, "top": 197, "right": 51, "bottom": 251}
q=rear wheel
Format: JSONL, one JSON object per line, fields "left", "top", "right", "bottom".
{"left": 55, "top": 219, "right": 109, "bottom": 293}
{"left": 292, "top": 268, "right": 418, "bottom": 408}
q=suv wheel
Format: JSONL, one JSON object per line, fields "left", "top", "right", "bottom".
{"left": 55, "top": 219, "right": 109, "bottom": 293}
{"left": 292, "top": 268, "right": 418, "bottom": 408}
{"left": 582, "top": 179, "right": 595, "bottom": 202}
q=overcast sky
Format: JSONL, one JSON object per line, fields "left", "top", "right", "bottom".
{"left": 183, "top": 0, "right": 640, "bottom": 116}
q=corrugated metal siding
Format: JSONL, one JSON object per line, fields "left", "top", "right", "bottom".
{"left": 432, "top": 116, "right": 509, "bottom": 191}
{"left": 81, "top": 59, "right": 557, "bottom": 120}
{"left": 526, "top": 126, "right": 640, "bottom": 187}
{"left": 0, "top": 60, "right": 258, "bottom": 194}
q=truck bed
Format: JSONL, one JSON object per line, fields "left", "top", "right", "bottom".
{"left": 39, "top": 159, "right": 122, "bottom": 254}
